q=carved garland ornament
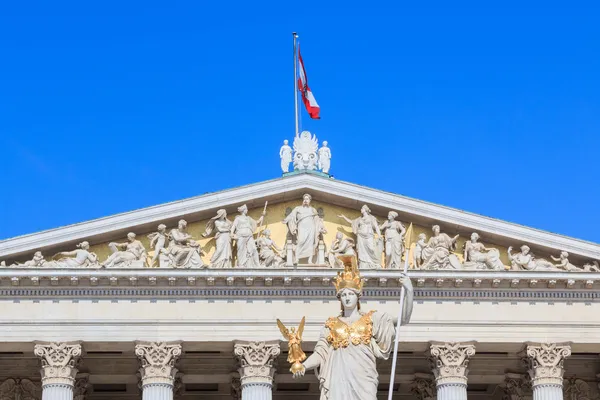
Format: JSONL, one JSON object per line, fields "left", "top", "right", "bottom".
{"left": 428, "top": 342, "right": 476, "bottom": 386}
{"left": 33, "top": 342, "right": 82, "bottom": 387}
{"left": 233, "top": 341, "right": 281, "bottom": 386}
{"left": 525, "top": 343, "right": 572, "bottom": 387}
{"left": 134, "top": 341, "right": 182, "bottom": 387}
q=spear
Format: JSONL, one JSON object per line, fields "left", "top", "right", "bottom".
{"left": 255, "top": 201, "right": 268, "bottom": 236}
{"left": 387, "top": 223, "right": 413, "bottom": 400}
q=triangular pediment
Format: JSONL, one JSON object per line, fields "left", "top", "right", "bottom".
{"left": 1, "top": 172, "right": 598, "bottom": 271}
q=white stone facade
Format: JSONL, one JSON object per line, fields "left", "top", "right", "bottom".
{"left": 0, "top": 174, "right": 599, "bottom": 399}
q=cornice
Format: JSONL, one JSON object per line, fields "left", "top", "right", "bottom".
{"left": 1, "top": 173, "right": 598, "bottom": 260}
{"left": 0, "top": 269, "right": 598, "bottom": 299}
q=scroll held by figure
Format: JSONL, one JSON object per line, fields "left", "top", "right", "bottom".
{"left": 276, "top": 317, "right": 307, "bottom": 373}
{"left": 283, "top": 194, "right": 326, "bottom": 264}
{"left": 290, "top": 255, "right": 413, "bottom": 400}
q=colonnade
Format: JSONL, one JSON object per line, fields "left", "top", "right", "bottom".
{"left": 28, "top": 340, "right": 573, "bottom": 400}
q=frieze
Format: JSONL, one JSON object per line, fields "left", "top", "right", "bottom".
{"left": 2, "top": 194, "right": 598, "bottom": 273}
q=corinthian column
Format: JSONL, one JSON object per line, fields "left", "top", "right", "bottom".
{"left": 233, "top": 340, "right": 280, "bottom": 400}
{"left": 135, "top": 341, "right": 182, "bottom": 400}
{"left": 428, "top": 341, "right": 476, "bottom": 400}
{"left": 34, "top": 341, "right": 82, "bottom": 400}
{"left": 524, "top": 343, "right": 571, "bottom": 400}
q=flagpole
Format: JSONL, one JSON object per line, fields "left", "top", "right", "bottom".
{"left": 387, "top": 248, "right": 410, "bottom": 400}
{"left": 293, "top": 32, "right": 299, "bottom": 137}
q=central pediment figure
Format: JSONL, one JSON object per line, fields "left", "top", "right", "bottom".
{"left": 283, "top": 194, "right": 325, "bottom": 264}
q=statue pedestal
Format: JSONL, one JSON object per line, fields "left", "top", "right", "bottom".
{"left": 317, "top": 241, "right": 325, "bottom": 265}
{"left": 286, "top": 240, "right": 294, "bottom": 267}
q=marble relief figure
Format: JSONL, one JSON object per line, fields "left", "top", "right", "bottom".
{"left": 15, "top": 251, "right": 47, "bottom": 268}
{"left": 327, "top": 232, "right": 356, "bottom": 268}
{"left": 231, "top": 204, "right": 264, "bottom": 268}
{"left": 550, "top": 251, "right": 581, "bottom": 272}
{"left": 412, "top": 233, "right": 427, "bottom": 269}
{"left": 419, "top": 225, "right": 461, "bottom": 270}
{"left": 462, "top": 232, "right": 505, "bottom": 270}
{"left": 202, "top": 209, "right": 233, "bottom": 268}
{"left": 102, "top": 232, "right": 147, "bottom": 268}
{"left": 339, "top": 205, "right": 383, "bottom": 269}
{"left": 257, "top": 229, "right": 285, "bottom": 268}
{"left": 283, "top": 194, "right": 325, "bottom": 264}
{"left": 164, "top": 220, "right": 205, "bottom": 269}
{"left": 379, "top": 211, "right": 406, "bottom": 269}
{"left": 48, "top": 241, "right": 99, "bottom": 268}
{"left": 292, "top": 257, "right": 414, "bottom": 400}
{"left": 147, "top": 224, "right": 168, "bottom": 267}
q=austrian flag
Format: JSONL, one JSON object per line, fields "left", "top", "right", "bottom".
{"left": 297, "top": 47, "right": 320, "bottom": 119}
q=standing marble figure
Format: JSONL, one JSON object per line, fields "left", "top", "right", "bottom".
{"left": 292, "top": 257, "right": 413, "bottom": 400}
{"left": 379, "top": 211, "right": 406, "bottom": 269}
{"left": 202, "top": 209, "right": 233, "bottom": 268}
{"left": 318, "top": 141, "right": 331, "bottom": 174}
{"left": 339, "top": 205, "right": 383, "bottom": 269}
{"left": 280, "top": 140, "right": 293, "bottom": 173}
{"left": 283, "top": 194, "right": 324, "bottom": 264}
{"left": 231, "top": 204, "right": 264, "bottom": 268}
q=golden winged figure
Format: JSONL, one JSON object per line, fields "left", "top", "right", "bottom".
{"left": 276, "top": 317, "right": 307, "bottom": 373}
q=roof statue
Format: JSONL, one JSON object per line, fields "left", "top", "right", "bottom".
{"left": 280, "top": 130, "right": 331, "bottom": 176}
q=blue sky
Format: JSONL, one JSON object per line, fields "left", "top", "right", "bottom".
{"left": 1, "top": 1, "right": 599, "bottom": 242}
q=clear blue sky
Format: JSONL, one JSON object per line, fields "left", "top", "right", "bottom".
{"left": 1, "top": 1, "right": 599, "bottom": 243}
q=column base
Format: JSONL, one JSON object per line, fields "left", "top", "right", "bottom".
{"left": 437, "top": 382, "right": 467, "bottom": 400}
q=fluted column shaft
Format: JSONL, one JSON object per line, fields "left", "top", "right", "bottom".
{"left": 34, "top": 342, "right": 82, "bottom": 400}
{"left": 234, "top": 341, "right": 280, "bottom": 400}
{"left": 41, "top": 385, "right": 74, "bottom": 400}
{"left": 525, "top": 343, "right": 571, "bottom": 400}
{"left": 428, "top": 342, "right": 476, "bottom": 400}
{"left": 141, "top": 383, "right": 175, "bottom": 400}
{"left": 135, "top": 341, "right": 183, "bottom": 400}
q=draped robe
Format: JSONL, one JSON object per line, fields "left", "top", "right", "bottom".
{"left": 283, "top": 205, "right": 321, "bottom": 261}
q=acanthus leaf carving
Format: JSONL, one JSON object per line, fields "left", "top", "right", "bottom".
{"left": 233, "top": 340, "right": 280, "bottom": 386}
{"left": 428, "top": 342, "right": 476, "bottom": 386}
{"left": 524, "top": 343, "right": 571, "bottom": 387}
{"left": 33, "top": 342, "right": 82, "bottom": 388}
{"left": 134, "top": 341, "right": 182, "bottom": 387}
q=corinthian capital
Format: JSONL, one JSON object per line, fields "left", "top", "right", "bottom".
{"left": 134, "top": 341, "right": 182, "bottom": 387}
{"left": 428, "top": 341, "right": 476, "bottom": 386}
{"left": 524, "top": 343, "right": 571, "bottom": 387}
{"left": 233, "top": 340, "right": 280, "bottom": 386}
{"left": 33, "top": 341, "right": 82, "bottom": 388}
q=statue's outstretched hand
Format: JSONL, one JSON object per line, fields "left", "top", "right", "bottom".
{"left": 292, "top": 364, "right": 306, "bottom": 379}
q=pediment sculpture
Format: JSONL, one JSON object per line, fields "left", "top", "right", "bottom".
{"left": 2, "top": 197, "right": 599, "bottom": 272}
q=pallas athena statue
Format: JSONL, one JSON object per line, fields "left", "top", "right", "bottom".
{"left": 291, "top": 256, "right": 414, "bottom": 400}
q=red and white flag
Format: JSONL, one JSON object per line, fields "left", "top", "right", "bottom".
{"left": 297, "top": 46, "right": 320, "bottom": 119}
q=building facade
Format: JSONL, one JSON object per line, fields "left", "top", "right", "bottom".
{"left": 1, "top": 143, "right": 599, "bottom": 400}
